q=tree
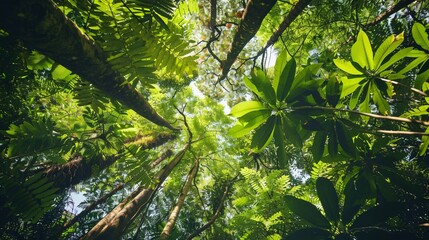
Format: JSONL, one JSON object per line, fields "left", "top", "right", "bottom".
{"left": 1, "top": 0, "right": 429, "bottom": 239}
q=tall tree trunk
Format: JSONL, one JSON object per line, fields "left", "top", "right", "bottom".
{"left": 82, "top": 144, "right": 190, "bottom": 240}
{"left": 219, "top": 0, "right": 277, "bottom": 81}
{"left": 160, "top": 159, "right": 199, "bottom": 239}
{"left": 64, "top": 183, "right": 125, "bottom": 229}
{"left": 150, "top": 150, "right": 173, "bottom": 168}
{"left": 44, "top": 132, "right": 175, "bottom": 189}
{"left": 0, "top": 0, "right": 178, "bottom": 130}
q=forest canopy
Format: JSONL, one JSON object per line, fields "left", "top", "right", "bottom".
{"left": 1, "top": 0, "right": 429, "bottom": 239}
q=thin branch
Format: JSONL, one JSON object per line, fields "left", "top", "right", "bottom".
{"left": 365, "top": 0, "right": 417, "bottom": 27}
{"left": 378, "top": 77, "right": 427, "bottom": 97}
{"left": 291, "top": 105, "right": 429, "bottom": 126}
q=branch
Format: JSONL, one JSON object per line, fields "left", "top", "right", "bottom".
{"left": 291, "top": 105, "right": 429, "bottom": 126}
{"left": 255, "top": 0, "right": 312, "bottom": 59}
{"left": 219, "top": 0, "right": 278, "bottom": 81}
{"left": 365, "top": 0, "right": 417, "bottom": 27}
{"left": 0, "top": 0, "right": 179, "bottom": 131}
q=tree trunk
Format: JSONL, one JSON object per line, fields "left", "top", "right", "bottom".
{"left": 64, "top": 183, "right": 125, "bottom": 229}
{"left": 219, "top": 0, "right": 277, "bottom": 80}
{"left": 82, "top": 144, "right": 189, "bottom": 240}
{"left": 43, "top": 132, "right": 175, "bottom": 189}
{"left": 160, "top": 159, "right": 199, "bottom": 239}
{"left": 0, "top": 0, "right": 178, "bottom": 130}
{"left": 150, "top": 150, "right": 173, "bottom": 168}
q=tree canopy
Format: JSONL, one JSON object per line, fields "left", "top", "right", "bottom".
{"left": 1, "top": 0, "right": 429, "bottom": 239}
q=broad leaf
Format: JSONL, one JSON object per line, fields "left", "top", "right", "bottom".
{"left": 316, "top": 177, "right": 340, "bottom": 222}
{"left": 275, "top": 58, "right": 296, "bottom": 101}
{"left": 371, "top": 82, "right": 390, "bottom": 115}
{"left": 245, "top": 69, "right": 276, "bottom": 105}
{"left": 228, "top": 111, "right": 271, "bottom": 138}
{"left": 326, "top": 76, "right": 341, "bottom": 107}
{"left": 351, "top": 202, "right": 402, "bottom": 229}
{"left": 334, "top": 59, "right": 363, "bottom": 75}
{"left": 335, "top": 120, "right": 357, "bottom": 157}
{"left": 419, "top": 127, "right": 429, "bottom": 156}
{"left": 373, "top": 32, "right": 404, "bottom": 69}
{"left": 274, "top": 119, "right": 287, "bottom": 168}
{"left": 340, "top": 77, "right": 365, "bottom": 98}
{"left": 282, "top": 115, "right": 302, "bottom": 148}
{"left": 251, "top": 115, "right": 276, "bottom": 152}
{"left": 229, "top": 101, "right": 268, "bottom": 118}
{"left": 412, "top": 22, "right": 429, "bottom": 51}
{"left": 284, "top": 195, "right": 331, "bottom": 229}
{"left": 351, "top": 30, "right": 374, "bottom": 70}
{"left": 378, "top": 47, "right": 413, "bottom": 72}
{"left": 312, "top": 131, "right": 327, "bottom": 161}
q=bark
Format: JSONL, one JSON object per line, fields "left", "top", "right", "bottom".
{"left": 186, "top": 177, "right": 236, "bottom": 240}
{"left": 160, "top": 159, "right": 199, "bottom": 239}
{"left": 255, "top": 0, "right": 312, "bottom": 58}
{"left": 64, "top": 183, "right": 125, "bottom": 229}
{"left": 219, "top": 0, "right": 278, "bottom": 81}
{"left": 82, "top": 144, "right": 190, "bottom": 240}
{"left": 150, "top": 150, "right": 173, "bottom": 168}
{"left": 44, "top": 132, "right": 174, "bottom": 189}
{"left": 0, "top": 0, "right": 178, "bottom": 130}
{"left": 365, "top": 0, "right": 416, "bottom": 27}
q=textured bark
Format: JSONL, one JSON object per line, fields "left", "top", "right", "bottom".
{"left": 82, "top": 144, "right": 189, "bottom": 240}
{"left": 43, "top": 132, "right": 174, "bottom": 189}
{"left": 0, "top": 0, "right": 178, "bottom": 130}
{"left": 365, "top": 0, "right": 416, "bottom": 27}
{"left": 150, "top": 150, "right": 173, "bottom": 168}
{"left": 160, "top": 159, "right": 199, "bottom": 239}
{"left": 63, "top": 183, "right": 125, "bottom": 229}
{"left": 256, "top": 0, "right": 312, "bottom": 58}
{"left": 219, "top": 0, "right": 277, "bottom": 80}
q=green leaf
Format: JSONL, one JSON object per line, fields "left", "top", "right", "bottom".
{"left": 229, "top": 101, "right": 268, "bottom": 118}
{"left": 51, "top": 64, "right": 73, "bottom": 80}
{"left": 351, "top": 202, "right": 402, "bottom": 229}
{"left": 274, "top": 51, "right": 290, "bottom": 88}
{"left": 316, "top": 177, "right": 340, "bottom": 222}
{"left": 334, "top": 59, "right": 363, "bottom": 75}
{"left": 412, "top": 22, "right": 429, "bottom": 51}
{"left": 312, "top": 131, "right": 327, "bottom": 161}
{"left": 286, "top": 228, "right": 331, "bottom": 240}
{"left": 228, "top": 111, "right": 271, "bottom": 138}
{"left": 275, "top": 58, "right": 296, "bottom": 101}
{"left": 371, "top": 82, "right": 390, "bottom": 115}
{"left": 335, "top": 120, "right": 357, "bottom": 157}
{"left": 340, "top": 77, "right": 365, "bottom": 98}
{"left": 374, "top": 32, "right": 404, "bottom": 70}
{"left": 284, "top": 195, "right": 331, "bottom": 229}
{"left": 351, "top": 29, "right": 374, "bottom": 70}
{"left": 397, "top": 55, "right": 429, "bottom": 75}
{"left": 419, "top": 127, "right": 429, "bottom": 156}
{"left": 326, "top": 76, "right": 342, "bottom": 107}
{"left": 378, "top": 47, "right": 413, "bottom": 72}
{"left": 274, "top": 118, "right": 287, "bottom": 168}
{"left": 251, "top": 115, "right": 276, "bottom": 152}
{"left": 245, "top": 69, "right": 276, "bottom": 105}
{"left": 282, "top": 115, "right": 302, "bottom": 148}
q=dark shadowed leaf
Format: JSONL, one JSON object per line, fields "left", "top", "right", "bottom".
{"left": 286, "top": 228, "right": 331, "bottom": 240}
{"left": 284, "top": 195, "right": 331, "bottom": 229}
{"left": 316, "top": 177, "right": 340, "bottom": 222}
{"left": 251, "top": 115, "right": 276, "bottom": 152}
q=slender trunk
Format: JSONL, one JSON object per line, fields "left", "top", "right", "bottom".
{"left": 150, "top": 150, "right": 173, "bottom": 168}
{"left": 365, "top": 0, "right": 416, "bottom": 27}
{"left": 255, "top": 0, "right": 312, "bottom": 58}
{"left": 64, "top": 183, "right": 124, "bottom": 229}
{"left": 160, "top": 159, "right": 199, "bottom": 239}
{"left": 0, "top": 0, "right": 177, "bottom": 130}
{"left": 82, "top": 144, "right": 189, "bottom": 240}
{"left": 43, "top": 132, "right": 174, "bottom": 189}
{"left": 219, "top": 0, "right": 277, "bottom": 81}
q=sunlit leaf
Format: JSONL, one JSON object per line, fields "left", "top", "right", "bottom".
{"left": 229, "top": 101, "right": 268, "bottom": 118}
{"left": 412, "top": 22, "right": 429, "bottom": 51}
{"left": 334, "top": 59, "right": 363, "bottom": 75}
{"left": 374, "top": 32, "right": 404, "bottom": 69}
{"left": 351, "top": 29, "right": 374, "bottom": 70}
{"left": 275, "top": 58, "right": 296, "bottom": 101}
